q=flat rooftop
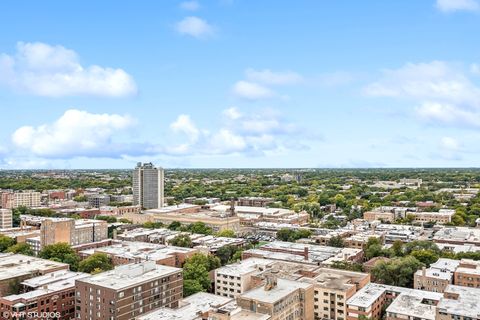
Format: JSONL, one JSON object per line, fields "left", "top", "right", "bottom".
{"left": 437, "top": 285, "right": 480, "bottom": 319}
{"left": 137, "top": 292, "right": 232, "bottom": 320}
{"left": 386, "top": 291, "right": 443, "bottom": 320}
{"left": 240, "top": 278, "right": 311, "bottom": 304}
{"left": 215, "top": 258, "right": 275, "bottom": 277}
{"left": 77, "top": 261, "right": 181, "bottom": 290}
{"left": 2, "top": 272, "right": 89, "bottom": 302}
{"left": 80, "top": 240, "right": 196, "bottom": 261}
{"left": 0, "top": 253, "right": 68, "bottom": 282}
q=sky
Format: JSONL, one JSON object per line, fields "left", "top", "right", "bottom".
{"left": 0, "top": 0, "right": 480, "bottom": 169}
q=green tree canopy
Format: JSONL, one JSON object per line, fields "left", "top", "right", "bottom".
{"left": 6, "top": 242, "right": 34, "bottom": 256}
{"left": 170, "top": 234, "right": 193, "bottom": 248}
{"left": 0, "top": 235, "right": 15, "bottom": 252}
{"left": 371, "top": 256, "right": 424, "bottom": 287}
{"left": 216, "top": 229, "right": 236, "bottom": 238}
{"left": 78, "top": 253, "right": 114, "bottom": 274}
{"left": 39, "top": 243, "right": 81, "bottom": 271}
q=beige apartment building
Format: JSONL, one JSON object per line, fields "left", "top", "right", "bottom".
{"left": 0, "top": 209, "right": 13, "bottom": 229}
{"left": 309, "top": 268, "right": 370, "bottom": 320}
{"left": 75, "top": 261, "right": 183, "bottom": 320}
{"left": 236, "top": 275, "right": 314, "bottom": 320}
{"left": 214, "top": 258, "right": 276, "bottom": 298}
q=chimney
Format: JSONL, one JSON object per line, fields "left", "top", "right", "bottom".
{"left": 304, "top": 247, "right": 309, "bottom": 260}
{"left": 422, "top": 267, "right": 426, "bottom": 279}
{"left": 264, "top": 271, "right": 278, "bottom": 291}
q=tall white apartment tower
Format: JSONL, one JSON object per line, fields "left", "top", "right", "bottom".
{"left": 133, "top": 162, "right": 164, "bottom": 209}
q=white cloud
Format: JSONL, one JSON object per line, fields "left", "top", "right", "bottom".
{"left": 170, "top": 114, "right": 200, "bottom": 142}
{"left": 364, "top": 61, "right": 480, "bottom": 106}
{"left": 0, "top": 42, "right": 137, "bottom": 97}
{"left": 166, "top": 108, "right": 305, "bottom": 156}
{"left": 175, "top": 16, "right": 214, "bottom": 39}
{"left": 12, "top": 109, "right": 137, "bottom": 158}
{"left": 231, "top": 81, "right": 274, "bottom": 100}
{"left": 436, "top": 0, "right": 479, "bottom": 12}
{"left": 180, "top": 1, "right": 200, "bottom": 11}
{"left": 365, "top": 61, "right": 480, "bottom": 129}
{"left": 245, "top": 68, "right": 303, "bottom": 85}
{"left": 416, "top": 102, "right": 480, "bottom": 127}
{"left": 440, "top": 137, "right": 460, "bottom": 150}
{"left": 223, "top": 107, "right": 242, "bottom": 120}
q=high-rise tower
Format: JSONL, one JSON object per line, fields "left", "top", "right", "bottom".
{"left": 132, "top": 162, "right": 164, "bottom": 209}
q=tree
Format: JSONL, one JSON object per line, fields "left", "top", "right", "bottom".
{"left": 215, "top": 245, "right": 240, "bottom": 265}
{"left": 74, "top": 195, "right": 87, "bottom": 202}
{"left": 390, "top": 240, "right": 404, "bottom": 257}
{"left": 6, "top": 243, "right": 34, "bottom": 256}
{"left": 39, "top": 243, "right": 81, "bottom": 271}
{"left": 78, "top": 253, "right": 114, "bottom": 274}
{"left": 96, "top": 216, "right": 117, "bottom": 223}
{"left": 328, "top": 236, "right": 345, "bottom": 248}
{"left": 410, "top": 249, "right": 439, "bottom": 266}
{"left": 371, "top": 256, "right": 424, "bottom": 287}
{"left": 188, "top": 222, "right": 213, "bottom": 235}
{"left": 216, "top": 229, "right": 236, "bottom": 238}
{"left": 170, "top": 234, "right": 193, "bottom": 248}
{"left": 404, "top": 241, "right": 440, "bottom": 255}
{"left": 183, "top": 279, "right": 205, "bottom": 296}
{"left": 168, "top": 221, "right": 182, "bottom": 230}
{"left": 182, "top": 253, "right": 219, "bottom": 296}
{"left": 0, "top": 235, "right": 15, "bottom": 252}
{"left": 365, "top": 237, "right": 386, "bottom": 260}
{"left": 276, "top": 228, "right": 295, "bottom": 242}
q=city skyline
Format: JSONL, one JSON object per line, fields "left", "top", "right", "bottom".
{"left": 1, "top": 0, "right": 480, "bottom": 169}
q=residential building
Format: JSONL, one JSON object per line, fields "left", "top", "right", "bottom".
{"left": 137, "top": 292, "right": 233, "bottom": 320}
{"left": 453, "top": 259, "right": 480, "bottom": 288}
{"left": 87, "top": 194, "right": 110, "bottom": 208}
{"left": 306, "top": 268, "right": 370, "bottom": 320}
{"left": 13, "top": 191, "right": 42, "bottom": 208}
{"left": 75, "top": 261, "right": 183, "bottom": 320}
{"left": 0, "top": 253, "right": 69, "bottom": 296}
{"left": 78, "top": 241, "right": 197, "bottom": 268}
{"left": 214, "top": 258, "right": 276, "bottom": 298}
{"left": 0, "top": 209, "right": 13, "bottom": 229}
{"left": 236, "top": 197, "right": 274, "bottom": 208}
{"left": 436, "top": 285, "right": 480, "bottom": 320}
{"left": 413, "top": 209, "right": 455, "bottom": 224}
{"left": 433, "top": 227, "right": 480, "bottom": 247}
{"left": 414, "top": 259, "right": 460, "bottom": 293}
{"left": 236, "top": 275, "right": 314, "bottom": 320}
{"left": 133, "top": 162, "right": 164, "bottom": 209}
{"left": 0, "top": 270, "right": 89, "bottom": 320}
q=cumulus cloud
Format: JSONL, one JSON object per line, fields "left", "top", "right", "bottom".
{"left": 166, "top": 107, "right": 306, "bottom": 156}
{"left": 180, "top": 1, "right": 200, "bottom": 11}
{"left": 231, "top": 80, "right": 274, "bottom": 100}
{"left": 365, "top": 61, "right": 480, "bottom": 128}
{"left": 245, "top": 68, "right": 303, "bottom": 85}
{"left": 175, "top": 16, "right": 214, "bottom": 39}
{"left": 0, "top": 42, "right": 137, "bottom": 97}
{"left": 436, "top": 0, "right": 479, "bottom": 12}
{"left": 11, "top": 109, "right": 138, "bottom": 158}
{"left": 416, "top": 102, "right": 480, "bottom": 128}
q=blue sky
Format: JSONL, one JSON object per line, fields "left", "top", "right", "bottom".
{"left": 1, "top": 0, "right": 480, "bottom": 169}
